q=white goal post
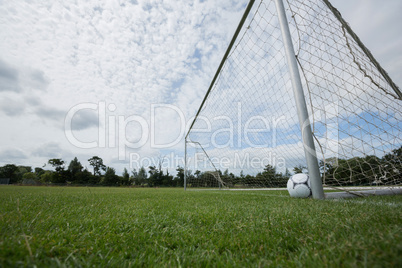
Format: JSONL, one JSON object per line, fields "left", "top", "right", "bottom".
{"left": 184, "top": 0, "right": 402, "bottom": 198}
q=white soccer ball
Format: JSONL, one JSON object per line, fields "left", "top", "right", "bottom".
{"left": 287, "top": 173, "right": 312, "bottom": 198}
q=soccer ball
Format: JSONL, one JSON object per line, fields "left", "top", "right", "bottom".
{"left": 287, "top": 173, "right": 312, "bottom": 198}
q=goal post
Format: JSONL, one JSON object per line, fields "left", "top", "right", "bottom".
{"left": 184, "top": 0, "right": 402, "bottom": 197}
{"left": 274, "top": 0, "right": 324, "bottom": 199}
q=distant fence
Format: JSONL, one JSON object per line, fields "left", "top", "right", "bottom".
{"left": 0, "top": 178, "right": 10, "bottom": 185}
{"left": 22, "top": 179, "right": 42, "bottom": 185}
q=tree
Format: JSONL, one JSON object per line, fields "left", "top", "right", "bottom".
{"left": 284, "top": 168, "right": 291, "bottom": 179}
{"left": 67, "top": 158, "right": 94, "bottom": 184}
{"left": 68, "top": 157, "right": 83, "bottom": 181}
{"left": 161, "top": 170, "right": 174, "bottom": 186}
{"left": 321, "top": 156, "right": 381, "bottom": 186}
{"left": 138, "top": 166, "right": 147, "bottom": 180}
{"left": 40, "top": 171, "right": 53, "bottom": 183}
{"left": 0, "top": 164, "right": 19, "bottom": 183}
{"left": 175, "top": 166, "right": 185, "bottom": 187}
{"left": 261, "top": 164, "right": 277, "bottom": 187}
{"left": 21, "top": 172, "right": 39, "bottom": 185}
{"left": 293, "top": 165, "right": 306, "bottom": 174}
{"left": 132, "top": 166, "right": 148, "bottom": 186}
{"left": 48, "top": 159, "right": 66, "bottom": 183}
{"left": 148, "top": 166, "right": 160, "bottom": 187}
{"left": 147, "top": 156, "right": 168, "bottom": 187}
{"left": 255, "top": 164, "right": 287, "bottom": 187}
{"left": 48, "top": 159, "right": 65, "bottom": 173}
{"left": 382, "top": 146, "right": 402, "bottom": 184}
{"left": 22, "top": 172, "right": 36, "bottom": 180}
{"left": 16, "top": 166, "right": 32, "bottom": 182}
{"left": 103, "top": 167, "right": 119, "bottom": 186}
{"left": 131, "top": 168, "right": 139, "bottom": 185}
{"left": 121, "top": 168, "right": 131, "bottom": 185}
{"left": 35, "top": 167, "right": 45, "bottom": 178}
{"left": 88, "top": 156, "right": 106, "bottom": 176}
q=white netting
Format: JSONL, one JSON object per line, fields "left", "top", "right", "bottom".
{"left": 185, "top": 0, "right": 402, "bottom": 189}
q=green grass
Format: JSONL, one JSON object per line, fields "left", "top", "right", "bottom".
{"left": 0, "top": 186, "right": 401, "bottom": 267}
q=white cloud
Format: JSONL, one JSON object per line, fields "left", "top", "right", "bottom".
{"left": 0, "top": 97, "right": 26, "bottom": 116}
{"left": 0, "top": 148, "right": 28, "bottom": 163}
{"left": 333, "top": 0, "right": 402, "bottom": 87}
{"left": 0, "top": 0, "right": 400, "bottom": 174}
{"left": 32, "top": 142, "right": 67, "bottom": 159}
{"left": 0, "top": 59, "right": 21, "bottom": 92}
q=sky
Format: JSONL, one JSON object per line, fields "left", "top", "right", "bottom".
{"left": 0, "top": 0, "right": 401, "bottom": 175}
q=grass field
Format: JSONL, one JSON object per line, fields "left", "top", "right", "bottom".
{"left": 0, "top": 186, "right": 401, "bottom": 267}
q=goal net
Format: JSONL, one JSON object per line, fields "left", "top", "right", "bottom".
{"left": 185, "top": 0, "right": 401, "bottom": 193}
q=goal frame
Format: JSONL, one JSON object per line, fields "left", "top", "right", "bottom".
{"left": 184, "top": 0, "right": 401, "bottom": 199}
{"left": 185, "top": 0, "right": 324, "bottom": 199}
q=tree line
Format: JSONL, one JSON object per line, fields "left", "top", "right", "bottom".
{"left": 188, "top": 146, "right": 401, "bottom": 187}
{"left": 320, "top": 146, "right": 402, "bottom": 186}
{"left": 0, "top": 156, "right": 185, "bottom": 187}
{"left": 0, "top": 146, "right": 400, "bottom": 187}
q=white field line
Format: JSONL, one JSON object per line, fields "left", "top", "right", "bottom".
{"left": 226, "top": 188, "right": 284, "bottom": 191}
{"left": 187, "top": 188, "right": 289, "bottom": 197}
{"left": 216, "top": 191, "right": 289, "bottom": 198}
{"left": 330, "top": 199, "right": 402, "bottom": 208}
{"left": 188, "top": 187, "right": 402, "bottom": 200}
{"left": 191, "top": 189, "right": 402, "bottom": 202}
{"left": 323, "top": 186, "right": 402, "bottom": 191}
{"left": 190, "top": 186, "right": 402, "bottom": 191}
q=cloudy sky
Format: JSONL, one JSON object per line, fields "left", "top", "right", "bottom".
{"left": 0, "top": 0, "right": 401, "bottom": 174}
